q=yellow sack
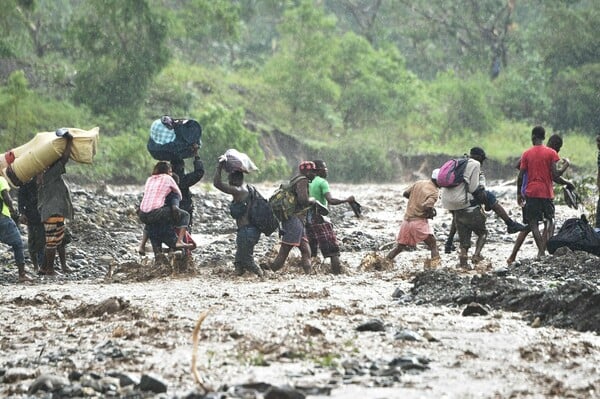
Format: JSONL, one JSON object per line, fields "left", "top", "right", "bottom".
{"left": 1, "top": 127, "right": 99, "bottom": 186}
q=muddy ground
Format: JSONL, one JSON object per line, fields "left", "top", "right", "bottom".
{"left": 0, "top": 180, "right": 599, "bottom": 398}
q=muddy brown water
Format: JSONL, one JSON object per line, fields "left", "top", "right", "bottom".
{"left": 0, "top": 182, "right": 599, "bottom": 398}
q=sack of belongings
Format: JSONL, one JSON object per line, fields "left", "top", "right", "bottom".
{"left": 1, "top": 127, "right": 99, "bottom": 187}
{"left": 147, "top": 116, "right": 202, "bottom": 161}
{"left": 547, "top": 215, "right": 600, "bottom": 256}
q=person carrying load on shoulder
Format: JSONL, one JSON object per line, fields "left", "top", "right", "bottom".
{"left": 440, "top": 148, "right": 489, "bottom": 268}
{"left": 443, "top": 147, "right": 526, "bottom": 254}
{"left": 138, "top": 146, "right": 204, "bottom": 256}
{"left": 37, "top": 129, "right": 75, "bottom": 276}
{"left": 386, "top": 169, "right": 441, "bottom": 269}
{"left": 306, "top": 159, "right": 355, "bottom": 274}
{"left": 268, "top": 161, "right": 317, "bottom": 274}
{"left": 138, "top": 161, "right": 193, "bottom": 256}
{"left": 213, "top": 153, "right": 264, "bottom": 278}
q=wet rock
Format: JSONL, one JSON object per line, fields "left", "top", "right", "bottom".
{"left": 356, "top": 319, "right": 385, "bottom": 332}
{"left": 107, "top": 370, "right": 138, "bottom": 387}
{"left": 138, "top": 373, "right": 167, "bottom": 393}
{"left": 531, "top": 317, "right": 542, "bottom": 328}
{"left": 28, "top": 373, "right": 70, "bottom": 394}
{"left": 68, "top": 370, "right": 83, "bottom": 381}
{"left": 462, "top": 302, "right": 489, "bottom": 316}
{"left": 303, "top": 324, "right": 324, "bottom": 336}
{"left": 264, "top": 385, "right": 306, "bottom": 399}
{"left": 391, "top": 287, "right": 405, "bottom": 298}
{"left": 389, "top": 355, "right": 430, "bottom": 371}
{"left": 2, "top": 367, "right": 36, "bottom": 383}
{"left": 422, "top": 331, "right": 439, "bottom": 342}
{"left": 394, "top": 329, "right": 423, "bottom": 342}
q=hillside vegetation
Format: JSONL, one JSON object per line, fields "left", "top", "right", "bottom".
{"left": 0, "top": 0, "right": 598, "bottom": 183}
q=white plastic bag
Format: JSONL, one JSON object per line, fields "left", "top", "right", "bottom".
{"left": 221, "top": 149, "right": 258, "bottom": 173}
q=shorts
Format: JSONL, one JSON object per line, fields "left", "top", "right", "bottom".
{"left": 472, "top": 188, "right": 497, "bottom": 211}
{"left": 280, "top": 215, "right": 307, "bottom": 247}
{"left": 306, "top": 216, "right": 340, "bottom": 258}
{"left": 44, "top": 216, "right": 66, "bottom": 249}
{"left": 147, "top": 223, "right": 177, "bottom": 250}
{"left": 454, "top": 206, "right": 487, "bottom": 249}
{"left": 396, "top": 218, "right": 433, "bottom": 247}
{"left": 524, "top": 197, "right": 554, "bottom": 224}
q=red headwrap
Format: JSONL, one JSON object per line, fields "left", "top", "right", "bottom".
{"left": 299, "top": 161, "right": 316, "bottom": 171}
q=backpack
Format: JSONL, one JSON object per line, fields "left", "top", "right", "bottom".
{"left": 547, "top": 215, "right": 600, "bottom": 256}
{"left": 247, "top": 185, "right": 279, "bottom": 236}
{"left": 437, "top": 157, "right": 469, "bottom": 187}
{"left": 268, "top": 175, "right": 307, "bottom": 222}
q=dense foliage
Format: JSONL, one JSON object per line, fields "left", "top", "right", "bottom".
{"left": 0, "top": 0, "right": 598, "bottom": 183}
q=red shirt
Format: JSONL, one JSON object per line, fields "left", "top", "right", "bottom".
{"left": 519, "top": 145, "right": 559, "bottom": 199}
{"left": 140, "top": 174, "right": 182, "bottom": 212}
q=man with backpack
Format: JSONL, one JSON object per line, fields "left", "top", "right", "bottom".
{"left": 440, "top": 148, "right": 489, "bottom": 268}
{"left": 213, "top": 161, "right": 263, "bottom": 277}
{"left": 443, "top": 147, "right": 526, "bottom": 254}
{"left": 269, "top": 161, "right": 317, "bottom": 274}
{"left": 306, "top": 160, "right": 355, "bottom": 274}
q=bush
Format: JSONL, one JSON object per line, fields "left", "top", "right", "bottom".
{"left": 319, "top": 141, "right": 393, "bottom": 182}
{"left": 426, "top": 72, "right": 499, "bottom": 140}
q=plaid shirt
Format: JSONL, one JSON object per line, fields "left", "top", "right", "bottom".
{"left": 150, "top": 119, "right": 176, "bottom": 144}
{"left": 140, "top": 174, "right": 182, "bottom": 212}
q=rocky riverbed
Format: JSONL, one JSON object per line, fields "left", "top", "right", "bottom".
{"left": 0, "top": 181, "right": 599, "bottom": 398}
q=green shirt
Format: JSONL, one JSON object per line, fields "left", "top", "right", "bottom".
{"left": 0, "top": 176, "right": 10, "bottom": 217}
{"left": 309, "top": 175, "right": 330, "bottom": 208}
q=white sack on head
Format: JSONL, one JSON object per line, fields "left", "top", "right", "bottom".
{"left": 222, "top": 149, "right": 258, "bottom": 173}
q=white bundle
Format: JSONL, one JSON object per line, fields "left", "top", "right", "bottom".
{"left": 220, "top": 149, "right": 258, "bottom": 173}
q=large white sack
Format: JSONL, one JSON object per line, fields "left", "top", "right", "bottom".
{"left": 221, "top": 149, "right": 259, "bottom": 174}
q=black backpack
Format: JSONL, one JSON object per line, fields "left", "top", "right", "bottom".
{"left": 247, "top": 185, "right": 279, "bottom": 236}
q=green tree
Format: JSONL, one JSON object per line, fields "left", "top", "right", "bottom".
{"left": 427, "top": 72, "right": 498, "bottom": 140}
{"left": 534, "top": 2, "right": 600, "bottom": 74}
{"left": 550, "top": 64, "right": 600, "bottom": 133}
{"left": 0, "top": 71, "right": 34, "bottom": 147}
{"left": 332, "top": 34, "right": 417, "bottom": 129}
{"left": 197, "top": 104, "right": 263, "bottom": 168}
{"left": 168, "top": 0, "right": 242, "bottom": 65}
{"left": 69, "top": 0, "right": 169, "bottom": 121}
{"left": 263, "top": 0, "right": 339, "bottom": 119}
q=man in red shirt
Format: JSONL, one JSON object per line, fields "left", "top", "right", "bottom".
{"left": 517, "top": 126, "right": 560, "bottom": 259}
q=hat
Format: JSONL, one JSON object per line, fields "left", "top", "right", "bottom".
{"left": 299, "top": 161, "right": 316, "bottom": 171}
{"left": 470, "top": 147, "right": 486, "bottom": 160}
{"left": 431, "top": 168, "right": 440, "bottom": 180}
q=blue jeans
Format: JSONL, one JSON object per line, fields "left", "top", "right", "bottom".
{"left": 235, "top": 225, "right": 260, "bottom": 275}
{"left": 0, "top": 216, "right": 25, "bottom": 265}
